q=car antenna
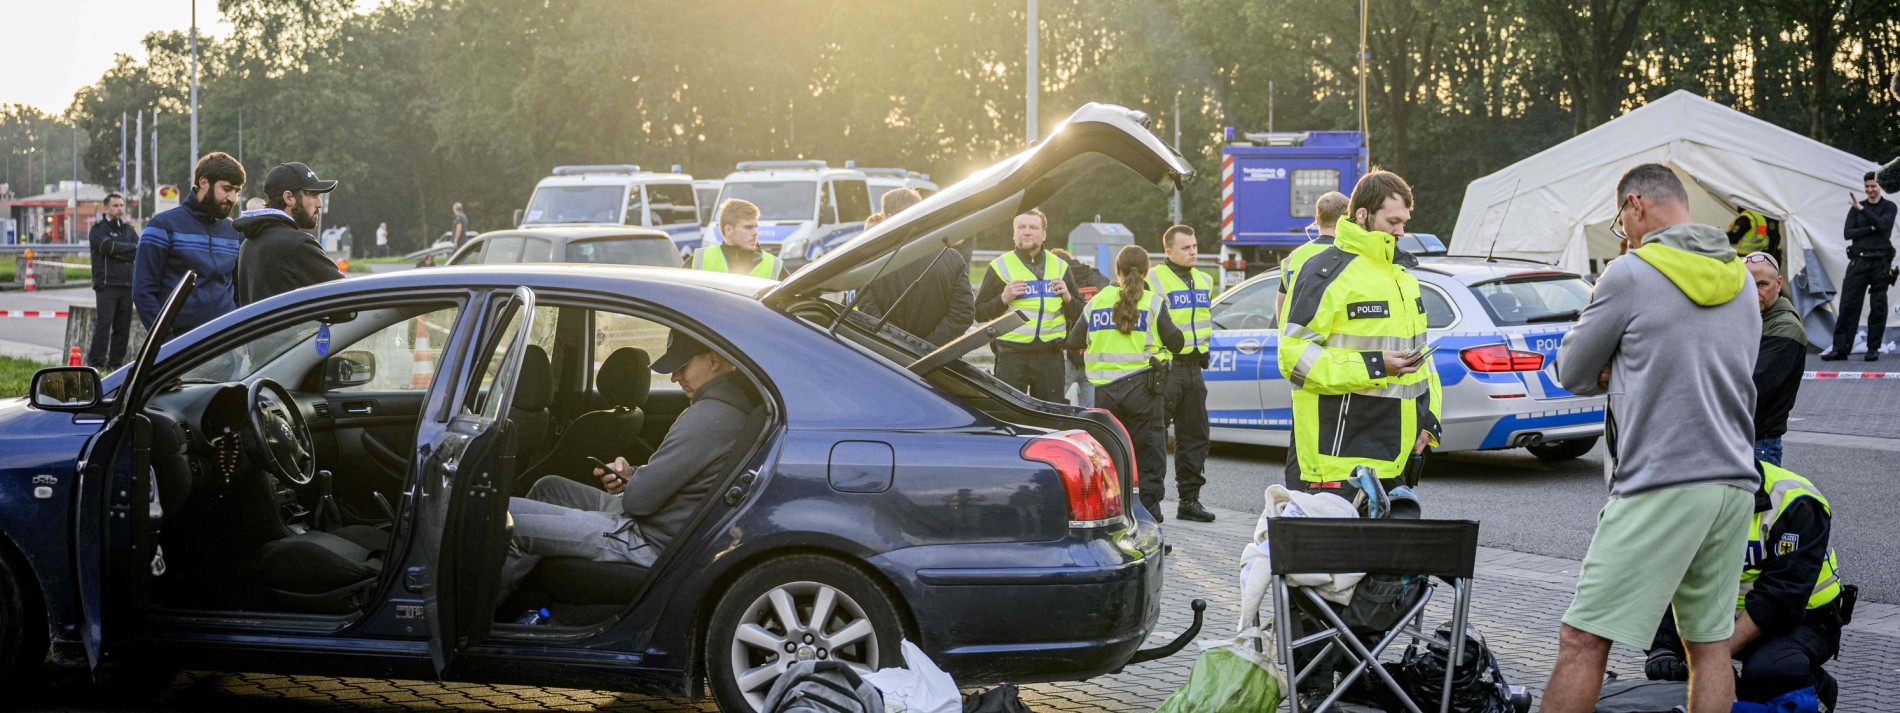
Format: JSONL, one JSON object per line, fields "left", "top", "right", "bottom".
{"left": 1485, "top": 178, "right": 1522, "bottom": 263}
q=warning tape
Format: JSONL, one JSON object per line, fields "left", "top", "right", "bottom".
{"left": 1804, "top": 370, "right": 1900, "bottom": 380}
{"left": 0, "top": 310, "right": 68, "bottom": 318}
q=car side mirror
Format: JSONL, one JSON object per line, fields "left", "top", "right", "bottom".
{"left": 31, "top": 367, "right": 100, "bottom": 410}
{"left": 324, "top": 350, "right": 376, "bottom": 389}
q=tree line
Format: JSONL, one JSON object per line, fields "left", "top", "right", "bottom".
{"left": 4, "top": 0, "right": 1896, "bottom": 253}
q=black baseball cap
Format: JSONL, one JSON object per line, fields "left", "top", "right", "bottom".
{"left": 264, "top": 162, "right": 338, "bottom": 199}
{"left": 651, "top": 329, "right": 711, "bottom": 374}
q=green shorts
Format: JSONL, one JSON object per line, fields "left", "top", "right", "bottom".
{"left": 1562, "top": 483, "right": 1753, "bottom": 649}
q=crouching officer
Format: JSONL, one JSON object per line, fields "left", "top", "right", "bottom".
{"left": 1277, "top": 171, "right": 1442, "bottom": 500}
{"left": 1645, "top": 461, "right": 1853, "bottom": 710}
{"left": 1069, "top": 245, "right": 1183, "bottom": 522}
{"left": 1148, "top": 225, "right": 1216, "bottom": 522}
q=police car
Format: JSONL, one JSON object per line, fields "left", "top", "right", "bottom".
{"left": 518, "top": 165, "right": 703, "bottom": 256}
{"left": 1205, "top": 256, "right": 1607, "bottom": 460}
{"left": 701, "top": 160, "right": 874, "bottom": 267}
{"left": 858, "top": 166, "right": 940, "bottom": 203}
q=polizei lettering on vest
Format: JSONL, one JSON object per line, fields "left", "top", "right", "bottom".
{"left": 1347, "top": 301, "right": 1391, "bottom": 319}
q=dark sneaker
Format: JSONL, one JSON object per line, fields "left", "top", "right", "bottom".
{"left": 1866, "top": 353, "right": 1880, "bottom": 362}
{"left": 1177, "top": 501, "right": 1216, "bottom": 522}
{"left": 1819, "top": 351, "right": 1847, "bottom": 361}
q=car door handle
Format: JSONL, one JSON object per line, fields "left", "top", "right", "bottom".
{"left": 1236, "top": 339, "right": 1261, "bottom": 355}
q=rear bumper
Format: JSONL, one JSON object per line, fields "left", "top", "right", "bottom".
{"left": 869, "top": 519, "right": 1165, "bottom": 682}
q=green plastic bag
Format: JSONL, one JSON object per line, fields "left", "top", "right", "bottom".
{"left": 1154, "top": 635, "right": 1284, "bottom": 713}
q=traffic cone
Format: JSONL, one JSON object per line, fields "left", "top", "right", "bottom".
{"left": 22, "top": 250, "right": 36, "bottom": 292}
{"left": 68, "top": 346, "right": 82, "bottom": 366}
{"left": 412, "top": 317, "right": 434, "bottom": 387}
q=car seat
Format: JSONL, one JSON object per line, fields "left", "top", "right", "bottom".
{"left": 523, "top": 347, "right": 649, "bottom": 489}
{"left": 512, "top": 345, "right": 554, "bottom": 467}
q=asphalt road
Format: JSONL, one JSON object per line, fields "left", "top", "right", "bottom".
{"left": 1192, "top": 433, "right": 1900, "bottom": 604}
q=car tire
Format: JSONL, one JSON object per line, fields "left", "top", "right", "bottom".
{"left": 705, "top": 554, "right": 906, "bottom": 713}
{"left": 0, "top": 547, "right": 47, "bottom": 692}
{"left": 1527, "top": 437, "right": 1598, "bottom": 461}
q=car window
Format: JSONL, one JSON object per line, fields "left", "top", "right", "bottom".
{"left": 481, "top": 237, "right": 525, "bottom": 264}
{"left": 834, "top": 179, "right": 872, "bottom": 222}
{"left": 464, "top": 298, "right": 537, "bottom": 418}
{"left": 180, "top": 321, "right": 323, "bottom": 383}
{"left": 694, "top": 186, "right": 720, "bottom": 224}
{"left": 450, "top": 239, "right": 484, "bottom": 265}
{"left": 524, "top": 184, "right": 623, "bottom": 224}
{"left": 1470, "top": 275, "right": 1592, "bottom": 326}
{"left": 1420, "top": 285, "right": 1456, "bottom": 329}
{"left": 1290, "top": 169, "right": 1339, "bottom": 218}
{"left": 722, "top": 180, "right": 817, "bottom": 222}
{"left": 521, "top": 237, "right": 553, "bottom": 263}
{"left": 1210, "top": 277, "right": 1280, "bottom": 330}
{"left": 645, "top": 183, "right": 700, "bottom": 226}
{"left": 566, "top": 236, "right": 681, "bottom": 267}
{"left": 820, "top": 181, "right": 841, "bottom": 224}
{"left": 591, "top": 309, "right": 681, "bottom": 394}
{"left": 332, "top": 305, "right": 463, "bottom": 393}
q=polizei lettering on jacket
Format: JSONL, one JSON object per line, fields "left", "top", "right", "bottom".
{"left": 1088, "top": 308, "right": 1151, "bottom": 331}
{"left": 1347, "top": 301, "right": 1391, "bottom": 319}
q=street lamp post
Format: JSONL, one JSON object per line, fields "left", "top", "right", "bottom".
{"left": 190, "top": 0, "right": 199, "bottom": 164}
{"left": 1026, "top": 0, "right": 1038, "bottom": 145}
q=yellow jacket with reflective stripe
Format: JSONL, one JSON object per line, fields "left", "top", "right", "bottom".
{"left": 1741, "top": 463, "right": 1843, "bottom": 611}
{"left": 1147, "top": 264, "right": 1212, "bottom": 356}
{"left": 1275, "top": 235, "right": 1336, "bottom": 325}
{"left": 1277, "top": 217, "right": 1443, "bottom": 482}
{"left": 694, "top": 245, "right": 783, "bottom": 279}
{"left": 1730, "top": 210, "right": 1770, "bottom": 255}
{"left": 990, "top": 250, "right": 1069, "bottom": 343}
{"left": 1083, "top": 285, "right": 1165, "bottom": 385}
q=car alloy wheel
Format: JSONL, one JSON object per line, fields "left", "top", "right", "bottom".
{"left": 707, "top": 555, "right": 903, "bottom": 713}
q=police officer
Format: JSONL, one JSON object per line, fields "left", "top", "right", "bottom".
{"left": 1276, "top": 191, "right": 1349, "bottom": 489}
{"left": 977, "top": 208, "right": 1084, "bottom": 401}
{"left": 1645, "top": 461, "right": 1852, "bottom": 710}
{"left": 1823, "top": 171, "right": 1896, "bottom": 361}
{"left": 1147, "top": 225, "right": 1215, "bottom": 522}
{"left": 1068, "top": 245, "right": 1182, "bottom": 521}
{"left": 694, "top": 198, "right": 783, "bottom": 279}
{"left": 1278, "top": 171, "right": 1442, "bottom": 497}
{"left": 1727, "top": 208, "right": 1774, "bottom": 256}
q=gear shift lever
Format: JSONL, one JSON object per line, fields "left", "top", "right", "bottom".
{"left": 313, "top": 469, "right": 341, "bottom": 532}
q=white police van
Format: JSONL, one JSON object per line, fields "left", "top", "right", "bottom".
{"left": 692, "top": 178, "right": 722, "bottom": 225}
{"left": 859, "top": 167, "right": 939, "bottom": 205}
{"left": 700, "top": 160, "right": 873, "bottom": 266}
{"left": 519, "top": 165, "right": 702, "bottom": 257}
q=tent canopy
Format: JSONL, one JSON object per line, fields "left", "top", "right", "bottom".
{"left": 1449, "top": 90, "right": 1889, "bottom": 334}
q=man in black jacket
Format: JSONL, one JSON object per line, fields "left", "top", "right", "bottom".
{"left": 235, "top": 162, "right": 342, "bottom": 306}
{"left": 858, "top": 188, "right": 974, "bottom": 345}
{"left": 1823, "top": 171, "right": 1896, "bottom": 361}
{"left": 87, "top": 193, "right": 138, "bottom": 369}
{"left": 1745, "top": 253, "right": 1803, "bottom": 466}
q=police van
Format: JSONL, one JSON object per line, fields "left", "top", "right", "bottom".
{"left": 701, "top": 160, "right": 873, "bottom": 267}
{"left": 858, "top": 167, "right": 940, "bottom": 204}
{"left": 518, "top": 165, "right": 703, "bottom": 257}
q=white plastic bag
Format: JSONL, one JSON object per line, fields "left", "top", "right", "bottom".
{"left": 863, "top": 639, "right": 960, "bottom": 713}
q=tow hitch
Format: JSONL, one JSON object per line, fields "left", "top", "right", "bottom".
{"left": 1123, "top": 598, "right": 1206, "bottom": 668}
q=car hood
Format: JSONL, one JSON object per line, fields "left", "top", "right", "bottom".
{"left": 760, "top": 103, "right": 1191, "bottom": 308}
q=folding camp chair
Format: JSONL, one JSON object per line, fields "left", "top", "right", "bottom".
{"left": 1267, "top": 518, "right": 1481, "bottom": 713}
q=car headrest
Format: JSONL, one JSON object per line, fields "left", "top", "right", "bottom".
{"left": 514, "top": 345, "right": 552, "bottom": 411}
{"left": 598, "top": 347, "right": 651, "bottom": 409}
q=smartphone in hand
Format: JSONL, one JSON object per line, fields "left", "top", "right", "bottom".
{"left": 1405, "top": 345, "right": 1439, "bottom": 366}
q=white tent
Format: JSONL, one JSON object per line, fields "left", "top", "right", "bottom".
{"left": 1450, "top": 90, "right": 1892, "bottom": 346}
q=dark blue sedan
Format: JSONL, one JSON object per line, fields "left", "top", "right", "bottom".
{"left": 0, "top": 103, "right": 1197, "bottom": 711}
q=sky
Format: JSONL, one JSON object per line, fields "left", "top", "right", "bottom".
{"left": 1, "top": 0, "right": 381, "bottom": 115}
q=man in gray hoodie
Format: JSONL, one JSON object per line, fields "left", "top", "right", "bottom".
{"left": 1543, "top": 164, "right": 1761, "bottom": 713}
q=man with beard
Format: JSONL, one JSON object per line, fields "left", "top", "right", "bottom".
{"left": 235, "top": 162, "right": 342, "bottom": 306}
{"left": 135, "top": 152, "right": 246, "bottom": 339}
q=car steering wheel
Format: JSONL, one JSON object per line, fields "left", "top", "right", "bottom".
{"left": 245, "top": 379, "right": 316, "bottom": 486}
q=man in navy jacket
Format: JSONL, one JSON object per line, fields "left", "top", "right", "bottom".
{"left": 134, "top": 152, "right": 245, "bottom": 340}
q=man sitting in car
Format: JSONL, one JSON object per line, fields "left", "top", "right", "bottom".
{"left": 497, "top": 329, "right": 762, "bottom": 603}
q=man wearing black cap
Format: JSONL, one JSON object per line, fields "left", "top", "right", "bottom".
{"left": 234, "top": 162, "right": 343, "bottom": 306}
{"left": 497, "top": 329, "right": 762, "bottom": 607}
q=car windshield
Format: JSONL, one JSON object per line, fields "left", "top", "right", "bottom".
{"left": 523, "top": 185, "right": 624, "bottom": 224}
{"left": 565, "top": 237, "right": 682, "bottom": 267}
{"left": 1470, "top": 274, "right": 1592, "bottom": 326}
{"left": 721, "top": 181, "right": 816, "bottom": 222}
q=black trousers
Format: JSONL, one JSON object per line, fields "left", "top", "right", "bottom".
{"left": 1831, "top": 255, "right": 1890, "bottom": 355}
{"left": 1097, "top": 374, "right": 1167, "bottom": 514}
{"left": 90, "top": 286, "right": 133, "bottom": 369}
{"left": 995, "top": 347, "right": 1067, "bottom": 403}
{"left": 1654, "top": 605, "right": 1840, "bottom": 709}
{"left": 1162, "top": 362, "right": 1210, "bottom": 503}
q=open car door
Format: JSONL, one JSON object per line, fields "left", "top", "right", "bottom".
{"left": 75, "top": 272, "right": 196, "bottom": 669}
{"left": 420, "top": 287, "right": 536, "bottom": 676}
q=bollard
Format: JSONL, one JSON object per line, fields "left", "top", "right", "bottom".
{"left": 22, "top": 249, "right": 35, "bottom": 292}
{"left": 68, "top": 346, "right": 81, "bottom": 366}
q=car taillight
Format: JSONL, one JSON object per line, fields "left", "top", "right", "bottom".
{"left": 1221, "top": 256, "right": 1247, "bottom": 270}
{"left": 1022, "top": 430, "right": 1125, "bottom": 528}
{"left": 1085, "top": 407, "right": 1136, "bottom": 488}
{"left": 1460, "top": 344, "right": 1545, "bottom": 372}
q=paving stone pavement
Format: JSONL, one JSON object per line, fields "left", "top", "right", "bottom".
{"left": 27, "top": 501, "right": 1900, "bottom": 712}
